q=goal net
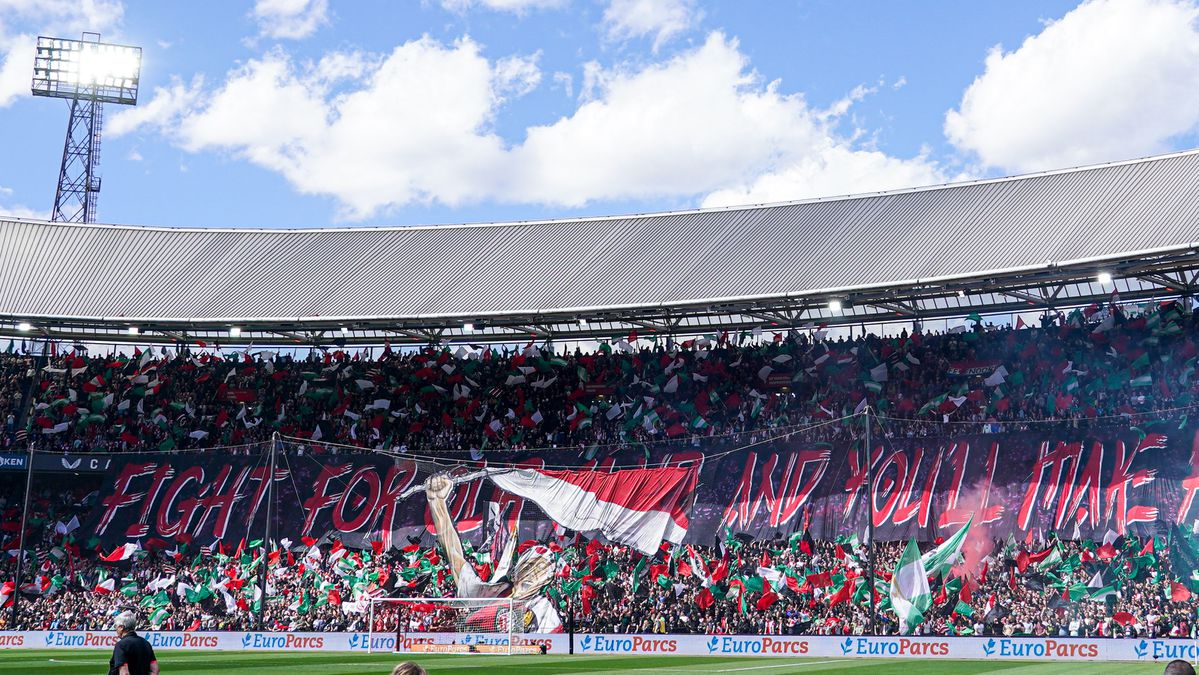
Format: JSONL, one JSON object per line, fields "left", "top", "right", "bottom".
{"left": 368, "top": 597, "right": 544, "bottom": 655}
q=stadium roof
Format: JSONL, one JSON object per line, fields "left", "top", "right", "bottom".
{"left": 2, "top": 150, "right": 1199, "bottom": 347}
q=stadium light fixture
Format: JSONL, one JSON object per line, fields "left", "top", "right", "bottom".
{"left": 828, "top": 299, "right": 842, "bottom": 313}
{"left": 578, "top": 318, "right": 588, "bottom": 327}
{"left": 957, "top": 290, "right": 966, "bottom": 298}
{"left": 463, "top": 322, "right": 474, "bottom": 332}
{"left": 31, "top": 33, "right": 141, "bottom": 224}
{"left": 127, "top": 326, "right": 138, "bottom": 335}
{"left": 229, "top": 327, "right": 241, "bottom": 337}
{"left": 340, "top": 326, "right": 349, "bottom": 334}
{"left": 16, "top": 322, "right": 31, "bottom": 332}
{"left": 32, "top": 37, "right": 141, "bottom": 105}
{"left": 1097, "top": 271, "right": 1113, "bottom": 285}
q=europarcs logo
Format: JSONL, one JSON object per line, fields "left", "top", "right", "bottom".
{"left": 346, "top": 633, "right": 395, "bottom": 651}
{"left": 706, "top": 636, "right": 808, "bottom": 655}
{"left": 578, "top": 635, "right": 678, "bottom": 654}
{"left": 1135, "top": 640, "right": 1199, "bottom": 661}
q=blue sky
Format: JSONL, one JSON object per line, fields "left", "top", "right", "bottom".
{"left": 0, "top": 0, "right": 1197, "bottom": 228}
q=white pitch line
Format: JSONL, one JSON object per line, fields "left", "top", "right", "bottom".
{"left": 714, "top": 659, "right": 853, "bottom": 672}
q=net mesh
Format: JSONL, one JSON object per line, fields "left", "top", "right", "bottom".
{"left": 369, "top": 597, "right": 520, "bottom": 654}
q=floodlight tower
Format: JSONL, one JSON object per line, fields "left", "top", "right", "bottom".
{"left": 31, "top": 32, "right": 140, "bottom": 223}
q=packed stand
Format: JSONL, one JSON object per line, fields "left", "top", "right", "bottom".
{"left": 6, "top": 299, "right": 1199, "bottom": 458}
{"left": 2, "top": 487, "right": 1197, "bottom": 639}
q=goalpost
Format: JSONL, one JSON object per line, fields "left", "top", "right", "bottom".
{"left": 368, "top": 597, "right": 544, "bottom": 655}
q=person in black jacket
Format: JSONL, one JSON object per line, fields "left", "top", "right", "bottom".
{"left": 109, "top": 611, "right": 159, "bottom": 675}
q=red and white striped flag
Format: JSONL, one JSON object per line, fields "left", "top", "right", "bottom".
{"left": 100, "top": 542, "right": 140, "bottom": 562}
{"left": 488, "top": 465, "right": 697, "bottom": 555}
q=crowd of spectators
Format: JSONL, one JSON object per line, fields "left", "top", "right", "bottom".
{"left": 1, "top": 299, "right": 1198, "bottom": 637}
{"left": 2, "top": 484, "right": 1195, "bottom": 639}
{"left": 1, "top": 299, "right": 1195, "bottom": 460}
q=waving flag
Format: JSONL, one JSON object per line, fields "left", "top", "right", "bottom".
{"left": 889, "top": 539, "right": 931, "bottom": 633}
{"left": 488, "top": 465, "right": 697, "bottom": 555}
{"left": 920, "top": 517, "right": 972, "bottom": 579}
{"left": 101, "top": 542, "right": 140, "bottom": 562}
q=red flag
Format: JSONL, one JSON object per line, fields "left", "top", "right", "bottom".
{"left": 371, "top": 541, "right": 384, "bottom": 556}
{"left": 805, "top": 571, "right": 832, "bottom": 589}
{"left": 828, "top": 581, "right": 853, "bottom": 607}
{"left": 1139, "top": 537, "right": 1155, "bottom": 556}
{"left": 759, "top": 550, "right": 771, "bottom": 568}
{"left": 785, "top": 574, "right": 800, "bottom": 593}
{"left": 710, "top": 559, "right": 728, "bottom": 583}
{"left": 1171, "top": 582, "right": 1192, "bottom": 602}
{"left": 695, "top": 587, "right": 715, "bottom": 610}
{"left": 648, "top": 564, "right": 668, "bottom": 584}
{"left": 1097, "top": 543, "right": 1118, "bottom": 561}
{"left": 756, "top": 591, "right": 779, "bottom": 610}
{"left": 1112, "top": 611, "right": 1135, "bottom": 626}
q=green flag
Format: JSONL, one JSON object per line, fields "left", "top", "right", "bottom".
{"left": 920, "top": 517, "right": 971, "bottom": 579}
{"left": 889, "top": 539, "right": 931, "bottom": 633}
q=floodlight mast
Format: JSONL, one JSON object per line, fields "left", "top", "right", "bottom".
{"left": 31, "top": 32, "right": 141, "bottom": 223}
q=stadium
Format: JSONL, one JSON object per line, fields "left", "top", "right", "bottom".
{"left": 3, "top": 150, "right": 1199, "bottom": 673}
{"left": 4, "top": 4, "right": 1199, "bottom": 675}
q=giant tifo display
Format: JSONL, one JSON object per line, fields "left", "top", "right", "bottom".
{"left": 2, "top": 300, "right": 1199, "bottom": 651}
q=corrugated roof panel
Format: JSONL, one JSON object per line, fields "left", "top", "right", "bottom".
{"left": 2, "top": 150, "right": 1198, "bottom": 321}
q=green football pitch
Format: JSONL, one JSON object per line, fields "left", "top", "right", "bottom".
{"left": 0, "top": 650, "right": 1186, "bottom": 674}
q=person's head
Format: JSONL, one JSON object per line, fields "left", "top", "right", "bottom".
{"left": 510, "top": 546, "right": 554, "bottom": 600}
{"left": 1165, "top": 660, "right": 1197, "bottom": 675}
{"left": 391, "top": 662, "right": 428, "bottom": 675}
{"left": 113, "top": 611, "right": 137, "bottom": 637}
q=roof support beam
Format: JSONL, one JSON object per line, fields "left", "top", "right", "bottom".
{"left": 1137, "top": 272, "right": 1191, "bottom": 293}
{"left": 999, "top": 289, "right": 1043, "bottom": 304}
{"left": 867, "top": 301, "right": 918, "bottom": 317}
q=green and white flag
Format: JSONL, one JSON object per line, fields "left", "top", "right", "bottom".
{"left": 148, "top": 607, "right": 170, "bottom": 626}
{"left": 920, "top": 517, "right": 972, "bottom": 579}
{"left": 1036, "top": 545, "right": 1063, "bottom": 572}
{"left": 890, "top": 539, "right": 931, "bottom": 633}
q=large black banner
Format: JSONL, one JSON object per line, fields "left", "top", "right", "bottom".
{"left": 84, "top": 420, "right": 1199, "bottom": 550}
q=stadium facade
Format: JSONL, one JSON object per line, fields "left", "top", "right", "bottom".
{"left": 0, "top": 150, "right": 1197, "bottom": 347}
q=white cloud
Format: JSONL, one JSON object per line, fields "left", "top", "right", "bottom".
{"left": 134, "top": 31, "right": 945, "bottom": 219}
{"left": 0, "top": 201, "right": 50, "bottom": 220}
{"left": 493, "top": 52, "right": 542, "bottom": 99}
{"left": 945, "top": 0, "right": 1199, "bottom": 172}
{"left": 0, "top": 34, "right": 34, "bottom": 107}
{"left": 440, "top": 0, "right": 564, "bottom": 14}
{"left": 107, "top": 75, "right": 204, "bottom": 137}
{"left": 513, "top": 34, "right": 944, "bottom": 206}
{"left": 602, "top": 0, "right": 698, "bottom": 51}
{"left": 551, "top": 71, "right": 573, "bottom": 97}
{"left": 251, "top": 0, "right": 329, "bottom": 41}
{"left": 0, "top": 0, "right": 124, "bottom": 107}
{"left": 702, "top": 146, "right": 947, "bottom": 208}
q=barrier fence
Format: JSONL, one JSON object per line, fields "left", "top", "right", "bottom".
{"left": 2, "top": 631, "right": 1197, "bottom": 662}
